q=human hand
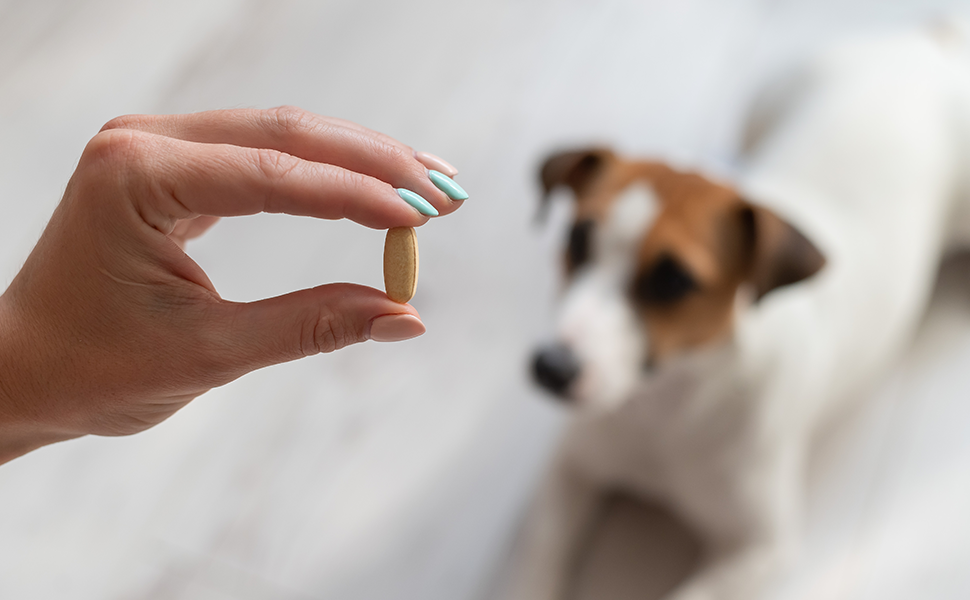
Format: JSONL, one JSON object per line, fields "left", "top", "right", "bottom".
{"left": 0, "top": 107, "right": 465, "bottom": 463}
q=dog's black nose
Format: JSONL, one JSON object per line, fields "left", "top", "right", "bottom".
{"left": 532, "top": 344, "right": 581, "bottom": 399}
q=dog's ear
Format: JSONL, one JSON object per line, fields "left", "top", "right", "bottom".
{"left": 738, "top": 203, "right": 825, "bottom": 300}
{"left": 537, "top": 149, "right": 613, "bottom": 222}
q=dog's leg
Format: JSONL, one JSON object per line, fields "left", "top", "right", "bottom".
{"left": 663, "top": 440, "right": 804, "bottom": 600}
{"left": 500, "top": 455, "right": 601, "bottom": 600}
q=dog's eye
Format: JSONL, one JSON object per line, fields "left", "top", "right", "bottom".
{"left": 631, "top": 255, "right": 698, "bottom": 305}
{"left": 567, "top": 219, "right": 595, "bottom": 271}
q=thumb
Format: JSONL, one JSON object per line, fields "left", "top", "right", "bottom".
{"left": 216, "top": 283, "right": 426, "bottom": 372}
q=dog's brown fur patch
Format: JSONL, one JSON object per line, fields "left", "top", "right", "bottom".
{"left": 541, "top": 149, "right": 826, "bottom": 363}
{"left": 637, "top": 171, "right": 747, "bottom": 360}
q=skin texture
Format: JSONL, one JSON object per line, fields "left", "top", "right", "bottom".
{"left": 0, "top": 106, "right": 463, "bottom": 465}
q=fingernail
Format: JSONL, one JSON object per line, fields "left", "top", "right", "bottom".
{"left": 397, "top": 188, "right": 438, "bottom": 217}
{"left": 428, "top": 170, "right": 468, "bottom": 201}
{"left": 367, "top": 314, "right": 426, "bottom": 342}
{"left": 414, "top": 151, "right": 458, "bottom": 178}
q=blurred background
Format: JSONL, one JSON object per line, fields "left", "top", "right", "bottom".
{"left": 2, "top": 0, "right": 970, "bottom": 599}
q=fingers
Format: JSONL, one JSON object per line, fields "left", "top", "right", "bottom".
{"left": 170, "top": 216, "right": 220, "bottom": 248}
{"left": 101, "top": 107, "right": 463, "bottom": 217}
{"left": 81, "top": 129, "right": 431, "bottom": 232}
{"left": 215, "top": 283, "right": 425, "bottom": 372}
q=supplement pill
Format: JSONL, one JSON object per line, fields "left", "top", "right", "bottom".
{"left": 383, "top": 227, "right": 419, "bottom": 303}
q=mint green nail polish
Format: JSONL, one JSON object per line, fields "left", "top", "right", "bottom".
{"left": 397, "top": 188, "right": 438, "bottom": 216}
{"left": 428, "top": 170, "right": 469, "bottom": 201}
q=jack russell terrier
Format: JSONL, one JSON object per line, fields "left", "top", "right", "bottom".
{"left": 504, "top": 24, "right": 970, "bottom": 600}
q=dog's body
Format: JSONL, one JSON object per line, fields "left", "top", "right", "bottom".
{"left": 506, "top": 26, "right": 970, "bottom": 600}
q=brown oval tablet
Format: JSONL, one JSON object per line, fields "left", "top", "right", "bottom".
{"left": 383, "top": 227, "right": 419, "bottom": 303}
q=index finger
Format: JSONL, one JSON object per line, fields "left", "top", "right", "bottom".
{"left": 101, "top": 107, "right": 464, "bottom": 217}
{"left": 81, "top": 129, "right": 432, "bottom": 233}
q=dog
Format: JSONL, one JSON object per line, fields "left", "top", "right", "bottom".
{"left": 503, "top": 24, "right": 970, "bottom": 600}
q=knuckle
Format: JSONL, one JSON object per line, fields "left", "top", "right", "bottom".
{"left": 254, "top": 149, "right": 302, "bottom": 200}
{"left": 266, "top": 105, "right": 316, "bottom": 139}
{"left": 376, "top": 140, "right": 411, "bottom": 168}
{"left": 78, "top": 129, "right": 155, "bottom": 197}
{"left": 299, "top": 306, "right": 355, "bottom": 356}
{"left": 313, "top": 316, "right": 340, "bottom": 355}
{"left": 83, "top": 128, "right": 136, "bottom": 163}
{"left": 78, "top": 130, "right": 179, "bottom": 229}
{"left": 82, "top": 128, "right": 153, "bottom": 171}
{"left": 99, "top": 114, "right": 145, "bottom": 132}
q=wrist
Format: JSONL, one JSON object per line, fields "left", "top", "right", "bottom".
{"left": 0, "top": 295, "right": 78, "bottom": 465}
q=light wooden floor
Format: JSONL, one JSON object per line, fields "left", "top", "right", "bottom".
{"left": 2, "top": 1, "right": 970, "bottom": 599}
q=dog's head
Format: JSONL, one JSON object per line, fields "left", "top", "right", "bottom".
{"left": 532, "top": 148, "right": 825, "bottom": 411}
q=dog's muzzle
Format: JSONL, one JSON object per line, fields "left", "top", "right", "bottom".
{"left": 532, "top": 344, "right": 581, "bottom": 400}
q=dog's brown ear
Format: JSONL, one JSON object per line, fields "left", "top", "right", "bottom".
{"left": 537, "top": 149, "right": 613, "bottom": 221}
{"left": 739, "top": 203, "right": 825, "bottom": 300}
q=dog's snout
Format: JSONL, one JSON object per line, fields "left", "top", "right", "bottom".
{"left": 532, "top": 344, "right": 581, "bottom": 399}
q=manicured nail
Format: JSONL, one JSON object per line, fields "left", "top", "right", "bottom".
{"left": 414, "top": 151, "right": 458, "bottom": 178}
{"left": 397, "top": 188, "right": 438, "bottom": 216}
{"left": 367, "top": 314, "right": 426, "bottom": 342}
{"left": 428, "top": 170, "right": 468, "bottom": 201}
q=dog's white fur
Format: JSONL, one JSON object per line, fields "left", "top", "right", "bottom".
{"left": 557, "top": 183, "right": 659, "bottom": 412}
{"left": 505, "top": 26, "right": 970, "bottom": 600}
